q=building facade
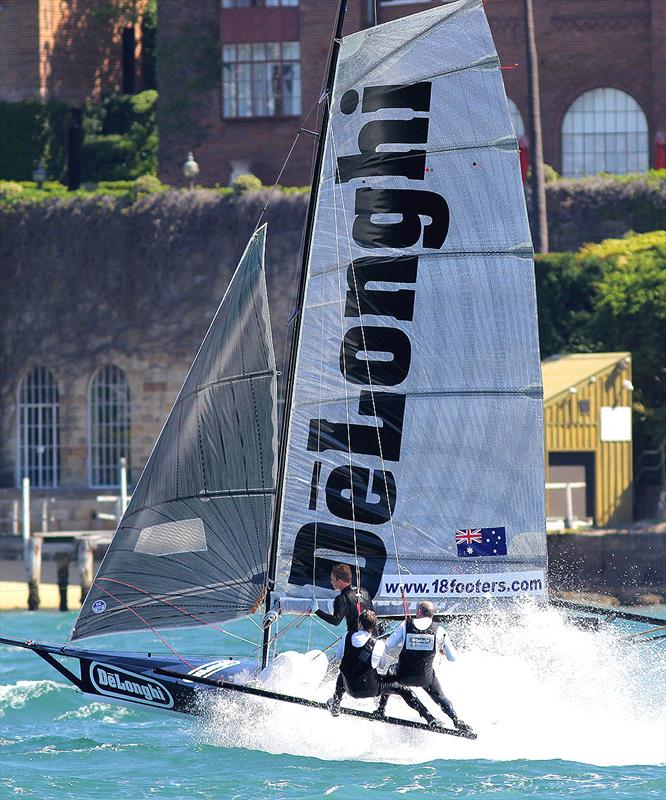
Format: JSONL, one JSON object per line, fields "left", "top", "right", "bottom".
{"left": 0, "top": 0, "right": 145, "bottom": 104}
{"left": 157, "top": 0, "right": 666, "bottom": 186}
{"left": 543, "top": 352, "right": 634, "bottom": 529}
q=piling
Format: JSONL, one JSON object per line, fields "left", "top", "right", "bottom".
{"left": 78, "top": 537, "right": 94, "bottom": 603}
{"left": 56, "top": 552, "right": 71, "bottom": 611}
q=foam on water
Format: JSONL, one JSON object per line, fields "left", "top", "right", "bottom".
{"left": 198, "top": 605, "right": 666, "bottom": 766}
{"left": 0, "top": 680, "right": 71, "bottom": 717}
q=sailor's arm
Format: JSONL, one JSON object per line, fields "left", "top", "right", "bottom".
{"left": 440, "top": 629, "right": 457, "bottom": 662}
{"left": 384, "top": 621, "right": 406, "bottom": 651}
{"left": 315, "top": 593, "right": 346, "bottom": 626}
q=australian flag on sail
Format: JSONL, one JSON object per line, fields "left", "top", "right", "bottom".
{"left": 455, "top": 528, "right": 507, "bottom": 558}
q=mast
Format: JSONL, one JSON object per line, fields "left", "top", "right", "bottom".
{"left": 261, "top": 0, "right": 348, "bottom": 669}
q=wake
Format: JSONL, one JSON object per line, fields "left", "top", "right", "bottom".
{"left": 197, "top": 605, "right": 666, "bottom": 766}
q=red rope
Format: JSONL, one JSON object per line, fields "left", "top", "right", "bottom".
{"left": 93, "top": 582, "right": 194, "bottom": 669}
{"left": 97, "top": 577, "right": 244, "bottom": 640}
{"left": 401, "top": 585, "right": 410, "bottom": 620}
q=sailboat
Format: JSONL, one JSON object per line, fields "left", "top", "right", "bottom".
{"left": 1, "top": 0, "right": 548, "bottom": 740}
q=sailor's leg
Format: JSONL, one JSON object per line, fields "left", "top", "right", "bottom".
{"left": 327, "top": 673, "right": 344, "bottom": 717}
{"left": 424, "top": 675, "right": 458, "bottom": 723}
{"left": 379, "top": 680, "right": 434, "bottom": 725}
{"left": 371, "top": 691, "right": 389, "bottom": 719}
{"left": 425, "top": 675, "right": 472, "bottom": 732}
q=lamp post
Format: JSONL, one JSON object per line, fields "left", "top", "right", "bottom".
{"left": 523, "top": 0, "right": 548, "bottom": 253}
{"left": 33, "top": 160, "right": 46, "bottom": 189}
{"left": 182, "top": 152, "right": 200, "bottom": 188}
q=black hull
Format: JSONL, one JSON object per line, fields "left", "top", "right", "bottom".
{"left": 0, "top": 636, "right": 476, "bottom": 739}
{"left": 0, "top": 636, "right": 256, "bottom": 716}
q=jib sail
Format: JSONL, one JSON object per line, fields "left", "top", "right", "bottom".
{"left": 72, "top": 225, "right": 277, "bottom": 640}
{"left": 271, "top": 0, "right": 547, "bottom": 615}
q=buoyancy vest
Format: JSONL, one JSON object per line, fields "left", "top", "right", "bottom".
{"left": 340, "top": 585, "right": 374, "bottom": 633}
{"left": 340, "top": 632, "right": 381, "bottom": 698}
{"left": 397, "top": 618, "right": 439, "bottom": 687}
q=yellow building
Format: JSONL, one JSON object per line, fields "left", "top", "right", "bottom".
{"left": 542, "top": 352, "right": 633, "bottom": 529}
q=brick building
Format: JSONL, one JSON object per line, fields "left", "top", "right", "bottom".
{"left": 157, "top": 0, "right": 666, "bottom": 187}
{"left": 0, "top": 0, "right": 145, "bottom": 104}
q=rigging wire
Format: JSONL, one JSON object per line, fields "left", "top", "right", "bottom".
{"left": 92, "top": 582, "right": 195, "bottom": 669}
{"left": 95, "top": 578, "right": 259, "bottom": 647}
{"left": 253, "top": 95, "right": 321, "bottom": 233}
{"left": 328, "top": 107, "right": 409, "bottom": 618}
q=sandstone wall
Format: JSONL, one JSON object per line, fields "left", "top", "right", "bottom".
{"left": 0, "top": 190, "right": 306, "bottom": 487}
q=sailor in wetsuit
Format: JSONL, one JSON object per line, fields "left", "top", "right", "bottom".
{"left": 312, "top": 563, "right": 373, "bottom": 633}
{"left": 379, "top": 600, "right": 472, "bottom": 733}
{"left": 326, "top": 609, "right": 444, "bottom": 730}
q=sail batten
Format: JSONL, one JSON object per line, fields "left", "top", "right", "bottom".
{"left": 72, "top": 225, "right": 278, "bottom": 641}
{"left": 272, "top": 0, "right": 547, "bottom": 615}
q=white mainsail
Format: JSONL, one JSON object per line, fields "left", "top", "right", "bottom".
{"left": 73, "top": 226, "right": 278, "bottom": 640}
{"left": 272, "top": 0, "right": 547, "bottom": 615}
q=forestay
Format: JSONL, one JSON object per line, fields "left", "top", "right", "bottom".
{"left": 272, "top": 0, "right": 547, "bottom": 615}
{"left": 73, "top": 225, "right": 277, "bottom": 640}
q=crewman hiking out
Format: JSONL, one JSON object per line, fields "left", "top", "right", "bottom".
{"left": 380, "top": 600, "right": 473, "bottom": 734}
{"left": 326, "top": 609, "right": 447, "bottom": 731}
{"left": 310, "top": 563, "right": 373, "bottom": 633}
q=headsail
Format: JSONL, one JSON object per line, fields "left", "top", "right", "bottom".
{"left": 73, "top": 225, "right": 277, "bottom": 640}
{"left": 272, "top": 0, "right": 547, "bottom": 615}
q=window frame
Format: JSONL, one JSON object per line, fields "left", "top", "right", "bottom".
{"left": 16, "top": 366, "right": 60, "bottom": 489}
{"left": 222, "top": 40, "right": 301, "bottom": 119}
{"left": 88, "top": 365, "right": 131, "bottom": 489}
{"left": 561, "top": 87, "right": 649, "bottom": 177}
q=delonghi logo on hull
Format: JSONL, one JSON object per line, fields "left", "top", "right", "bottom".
{"left": 89, "top": 662, "right": 174, "bottom": 708}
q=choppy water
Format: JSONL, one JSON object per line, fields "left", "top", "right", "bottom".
{"left": 1, "top": 606, "right": 665, "bottom": 799}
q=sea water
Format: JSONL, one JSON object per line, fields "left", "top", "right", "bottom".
{"left": 1, "top": 606, "right": 664, "bottom": 799}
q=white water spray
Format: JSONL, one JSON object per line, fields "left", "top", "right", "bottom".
{"left": 198, "top": 606, "right": 666, "bottom": 766}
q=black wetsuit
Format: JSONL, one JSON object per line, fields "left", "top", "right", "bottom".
{"left": 333, "top": 632, "right": 433, "bottom": 722}
{"left": 379, "top": 618, "right": 459, "bottom": 724}
{"left": 315, "top": 584, "right": 373, "bottom": 633}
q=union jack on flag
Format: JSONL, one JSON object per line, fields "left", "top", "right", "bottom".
{"left": 455, "top": 527, "right": 507, "bottom": 558}
{"left": 455, "top": 528, "right": 483, "bottom": 546}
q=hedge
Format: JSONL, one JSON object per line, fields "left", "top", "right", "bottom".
{"left": 536, "top": 231, "right": 666, "bottom": 451}
{"left": 0, "top": 100, "right": 69, "bottom": 181}
{"left": 0, "top": 91, "right": 158, "bottom": 184}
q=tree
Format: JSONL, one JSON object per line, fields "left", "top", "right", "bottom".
{"left": 582, "top": 232, "right": 666, "bottom": 444}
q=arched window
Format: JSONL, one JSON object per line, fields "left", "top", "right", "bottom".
{"left": 507, "top": 98, "right": 525, "bottom": 137}
{"left": 17, "top": 367, "right": 60, "bottom": 488}
{"left": 89, "top": 366, "right": 131, "bottom": 488}
{"left": 562, "top": 88, "right": 648, "bottom": 177}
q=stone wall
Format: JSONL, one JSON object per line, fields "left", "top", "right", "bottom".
{"left": 548, "top": 531, "right": 666, "bottom": 601}
{"left": 0, "top": 190, "right": 305, "bottom": 488}
{"left": 1, "top": 183, "right": 663, "bottom": 491}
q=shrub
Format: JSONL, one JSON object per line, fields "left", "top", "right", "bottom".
{"left": 545, "top": 170, "right": 666, "bottom": 250}
{"left": 82, "top": 91, "right": 158, "bottom": 181}
{"left": 0, "top": 100, "right": 68, "bottom": 181}
{"left": 129, "top": 174, "right": 164, "bottom": 201}
{"left": 0, "top": 181, "right": 24, "bottom": 199}
{"left": 230, "top": 173, "right": 263, "bottom": 194}
{"left": 81, "top": 134, "right": 136, "bottom": 182}
{"left": 536, "top": 231, "right": 666, "bottom": 450}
